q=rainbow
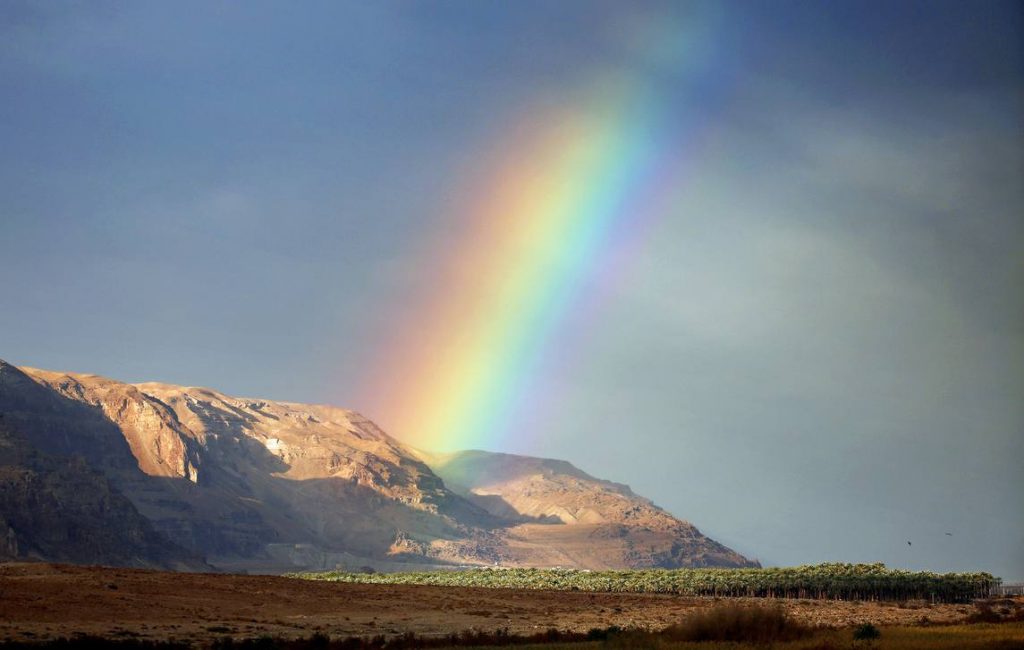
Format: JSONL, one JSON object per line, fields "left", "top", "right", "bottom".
{"left": 357, "top": 14, "right": 728, "bottom": 452}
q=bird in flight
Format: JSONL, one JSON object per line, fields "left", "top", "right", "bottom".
{"left": 945, "top": 532, "right": 953, "bottom": 536}
{"left": 907, "top": 541, "right": 912, "bottom": 546}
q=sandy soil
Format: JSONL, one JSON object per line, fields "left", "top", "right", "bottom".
{"left": 0, "top": 563, "right": 987, "bottom": 643}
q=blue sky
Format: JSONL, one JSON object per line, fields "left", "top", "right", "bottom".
{"left": 1, "top": 1, "right": 1022, "bottom": 579}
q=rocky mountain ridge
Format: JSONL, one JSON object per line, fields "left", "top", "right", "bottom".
{"left": 0, "top": 360, "right": 756, "bottom": 572}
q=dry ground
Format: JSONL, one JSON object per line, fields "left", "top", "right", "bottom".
{"left": 0, "top": 563, "right": 1004, "bottom": 644}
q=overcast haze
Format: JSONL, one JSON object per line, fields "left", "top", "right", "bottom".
{"left": 1, "top": 1, "right": 1022, "bottom": 580}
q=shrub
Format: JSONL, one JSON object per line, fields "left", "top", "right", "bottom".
{"left": 665, "top": 603, "right": 808, "bottom": 643}
{"left": 853, "top": 623, "right": 881, "bottom": 640}
{"left": 968, "top": 604, "right": 1000, "bottom": 623}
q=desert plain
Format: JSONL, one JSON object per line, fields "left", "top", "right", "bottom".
{"left": 2, "top": 563, "right": 1020, "bottom": 645}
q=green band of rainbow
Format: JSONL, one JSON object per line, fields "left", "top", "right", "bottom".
{"left": 356, "top": 11, "right": 730, "bottom": 451}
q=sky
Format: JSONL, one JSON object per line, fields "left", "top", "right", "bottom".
{"left": 1, "top": 1, "right": 1022, "bottom": 580}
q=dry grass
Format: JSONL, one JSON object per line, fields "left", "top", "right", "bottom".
{"left": 0, "top": 622, "right": 1021, "bottom": 649}
{"left": 458, "top": 622, "right": 1024, "bottom": 649}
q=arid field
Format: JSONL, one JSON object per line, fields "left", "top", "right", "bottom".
{"left": 2, "top": 563, "right": 1022, "bottom": 648}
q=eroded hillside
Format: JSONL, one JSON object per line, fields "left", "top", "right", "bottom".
{"left": 0, "top": 360, "right": 756, "bottom": 571}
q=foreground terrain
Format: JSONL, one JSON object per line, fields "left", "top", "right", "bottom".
{"left": 2, "top": 563, "right": 1020, "bottom": 645}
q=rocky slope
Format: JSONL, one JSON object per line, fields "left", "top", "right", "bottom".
{"left": 0, "top": 360, "right": 756, "bottom": 571}
{"left": 426, "top": 450, "right": 753, "bottom": 568}
{"left": 0, "top": 423, "right": 206, "bottom": 570}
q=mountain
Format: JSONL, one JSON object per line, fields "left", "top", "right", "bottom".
{"left": 0, "top": 360, "right": 756, "bottom": 571}
{"left": 425, "top": 450, "right": 753, "bottom": 568}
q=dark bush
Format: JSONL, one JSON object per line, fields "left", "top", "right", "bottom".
{"left": 853, "top": 623, "right": 881, "bottom": 640}
{"left": 967, "top": 602, "right": 1005, "bottom": 624}
{"left": 665, "top": 604, "right": 809, "bottom": 643}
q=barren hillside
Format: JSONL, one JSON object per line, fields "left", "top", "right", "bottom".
{"left": 0, "top": 360, "right": 756, "bottom": 571}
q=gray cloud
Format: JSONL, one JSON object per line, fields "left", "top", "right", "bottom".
{"left": 534, "top": 84, "right": 1023, "bottom": 578}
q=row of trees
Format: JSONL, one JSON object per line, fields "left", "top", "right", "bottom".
{"left": 297, "top": 563, "right": 998, "bottom": 603}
